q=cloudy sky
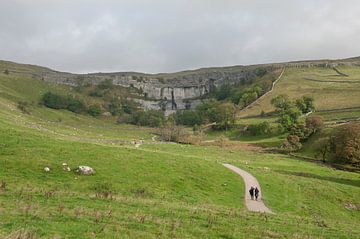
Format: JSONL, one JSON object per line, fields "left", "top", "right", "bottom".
{"left": 1, "top": 0, "right": 360, "bottom": 73}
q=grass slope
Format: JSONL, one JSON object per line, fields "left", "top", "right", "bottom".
{"left": 0, "top": 70, "right": 359, "bottom": 238}
{"left": 239, "top": 66, "right": 360, "bottom": 117}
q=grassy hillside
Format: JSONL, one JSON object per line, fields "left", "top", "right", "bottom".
{"left": 239, "top": 66, "right": 360, "bottom": 117}
{"left": 0, "top": 66, "right": 360, "bottom": 238}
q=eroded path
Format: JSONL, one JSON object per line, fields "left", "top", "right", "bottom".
{"left": 223, "top": 163, "right": 273, "bottom": 213}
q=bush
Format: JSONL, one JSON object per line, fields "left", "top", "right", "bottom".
{"left": 67, "top": 98, "right": 86, "bottom": 113}
{"left": 3, "top": 69, "right": 9, "bottom": 75}
{"left": 295, "top": 96, "right": 315, "bottom": 114}
{"left": 175, "top": 110, "right": 202, "bottom": 126}
{"left": 91, "top": 182, "right": 114, "bottom": 199}
{"left": 248, "top": 122, "right": 272, "bottom": 136}
{"left": 117, "top": 114, "right": 131, "bottom": 124}
{"left": 212, "top": 102, "right": 237, "bottom": 130}
{"left": 305, "top": 116, "right": 324, "bottom": 134}
{"left": 159, "top": 119, "right": 189, "bottom": 142}
{"left": 278, "top": 106, "right": 302, "bottom": 130}
{"left": 130, "top": 110, "right": 164, "bottom": 127}
{"left": 215, "top": 85, "right": 232, "bottom": 101}
{"left": 87, "top": 105, "right": 102, "bottom": 117}
{"left": 42, "top": 92, "right": 68, "bottom": 109}
{"left": 17, "top": 101, "right": 30, "bottom": 114}
{"left": 89, "top": 89, "right": 106, "bottom": 97}
{"left": 255, "top": 68, "right": 267, "bottom": 77}
{"left": 282, "top": 134, "right": 302, "bottom": 151}
{"left": 98, "top": 79, "right": 113, "bottom": 89}
{"left": 330, "top": 122, "right": 360, "bottom": 166}
{"left": 41, "top": 92, "right": 87, "bottom": 114}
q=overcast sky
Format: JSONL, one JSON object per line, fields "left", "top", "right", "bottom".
{"left": 1, "top": 0, "right": 360, "bottom": 73}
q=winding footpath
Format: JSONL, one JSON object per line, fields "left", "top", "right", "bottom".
{"left": 223, "top": 163, "right": 273, "bottom": 213}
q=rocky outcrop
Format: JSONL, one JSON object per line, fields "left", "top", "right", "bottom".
{"left": 34, "top": 65, "right": 272, "bottom": 111}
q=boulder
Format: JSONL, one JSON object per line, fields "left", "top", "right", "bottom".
{"left": 76, "top": 166, "right": 95, "bottom": 175}
{"left": 101, "top": 112, "right": 112, "bottom": 117}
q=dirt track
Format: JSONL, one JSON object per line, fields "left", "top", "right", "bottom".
{"left": 223, "top": 163, "right": 273, "bottom": 213}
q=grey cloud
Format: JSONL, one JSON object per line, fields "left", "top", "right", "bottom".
{"left": 0, "top": 0, "right": 360, "bottom": 73}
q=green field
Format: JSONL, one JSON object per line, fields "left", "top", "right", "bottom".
{"left": 0, "top": 69, "right": 360, "bottom": 238}
{"left": 239, "top": 66, "right": 360, "bottom": 117}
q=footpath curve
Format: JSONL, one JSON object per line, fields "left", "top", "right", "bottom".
{"left": 223, "top": 163, "right": 273, "bottom": 213}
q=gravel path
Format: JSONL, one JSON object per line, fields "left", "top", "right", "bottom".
{"left": 223, "top": 163, "right": 273, "bottom": 213}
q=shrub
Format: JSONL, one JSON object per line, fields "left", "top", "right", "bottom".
{"left": 67, "top": 98, "right": 86, "bottom": 113}
{"left": 282, "top": 134, "right": 302, "bottom": 151}
{"left": 330, "top": 122, "right": 360, "bottom": 166}
{"left": 215, "top": 84, "right": 232, "bottom": 101}
{"left": 98, "top": 79, "right": 113, "bottom": 89}
{"left": 91, "top": 182, "right": 114, "bottom": 199}
{"left": 289, "top": 123, "right": 310, "bottom": 141}
{"left": 108, "top": 101, "right": 123, "bottom": 116}
{"left": 212, "top": 102, "right": 237, "bottom": 130}
{"left": 130, "top": 110, "right": 164, "bottom": 127}
{"left": 41, "top": 92, "right": 87, "bottom": 113}
{"left": 305, "top": 116, "right": 324, "bottom": 134}
{"left": 296, "top": 96, "right": 315, "bottom": 114}
{"left": 89, "top": 89, "right": 106, "bottom": 97}
{"left": 17, "top": 101, "right": 30, "bottom": 114}
{"left": 3, "top": 69, "right": 9, "bottom": 75}
{"left": 159, "top": 120, "right": 189, "bottom": 142}
{"left": 255, "top": 68, "right": 267, "bottom": 77}
{"left": 271, "top": 94, "right": 292, "bottom": 112}
{"left": 42, "top": 92, "right": 68, "bottom": 109}
{"left": 278, "top": 106, "right": 302, "bottom": 130}
{"left": 116, "top": 114, "right": 131, "bottom": 124}
{"left": 87, "top": 105, "right": 102, "bottom": 117}
{"left": 248, "top": 122, "right": 272, "bottom": 136}
{"left": 175, "top": 110, "right": 202, "bottom": 126}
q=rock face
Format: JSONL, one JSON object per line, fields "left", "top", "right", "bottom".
{"left": 76, "top": 166, "right": 95, "bottom": 175}
{"left": 36, "top": 66, "right": 270, "bottom": 112}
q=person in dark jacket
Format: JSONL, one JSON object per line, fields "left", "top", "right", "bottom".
{"left": 254, "top": 187, "right": 259, "bottom": 201}
{"left": 249, "top": 186, "right": 255, "bottom": 200}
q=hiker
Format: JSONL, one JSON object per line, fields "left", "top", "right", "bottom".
{"left": 254, "top": 187, "right": 259, "bottom": 201}
{"left": 249, "top": 186, "right": 254, "bottom": 200}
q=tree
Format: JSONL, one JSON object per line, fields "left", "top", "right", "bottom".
{"left": 175, "top": 110, "right": 202, "bottom": 126}
{"left": 278, "top": 106, "right": 302, "bottom": 130}
{"left": 240, "top": 91, "right": 258, "bottom": 106}
{"left": 159, "top": 116, "right": 187, "bottom": 142}
{"left": 296, "top": 96, "right": 315, "bottom": 114}
{"left": 271, "top": 94, "right": 292, "bottom": 112}
{"left": 215, "top": 84, "right": 232, "bottom": 101}
{"left": 196, "top": 100, "right": 219, "bottom": 124}
{"left": 3, "top": 69, "right": 9, "bottom": 75}
{"left": 315, "top": 138, "right": 331, "bottom": 163}
{"left": 213, "top": 102, "right": 236, "bottom": 131}
{"left": 330, "top": 122, "right": 360, "bottom": 166}
{"left": 305, "top": 116, "right": 324, "bottom": 135}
